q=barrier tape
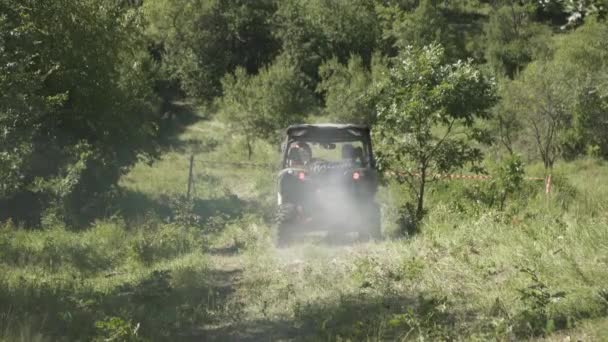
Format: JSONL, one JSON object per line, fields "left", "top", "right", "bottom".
{"left": 387, "top": 170, "right": 545, "bottom": 182}
{"left": 191, "top": 158, "right": 547, "bottom": 183}
{"left": 193, "top": 159, "right": 276, "bottom": 169}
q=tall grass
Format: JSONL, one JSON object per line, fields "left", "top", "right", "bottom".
{"left": 229, "top": 158, "right": 608, "bottom": 340}
{"left": 2, "top": 112, "right": 607, "bottom": 341}
{"left": 0, "top": 218, "right": 212, "bottom": 341}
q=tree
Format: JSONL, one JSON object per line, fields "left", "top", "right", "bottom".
{"left": 377, "top": 0, "right": 478, "bottom": 61}
{"left": 551, "top": 19, "right": 608, "bottom": 159}
{"left": 484, "top": 2, "right": 551, "bottom": 78}
{"left": 380, "top": 0, "right": 448, "bottom": 53}
{"left": 273, "top": 0, "right": 380, "bottom": 88}
{"left": 317, "top": 54, "right": 388, "bottom": 125}
{"left": 558, "top": 0, "right": 608, "bottom": 27}
{"left": 502, "top": 61, "right": 571, "bottom": 173}
{"left": 491, "top": 81, "right": 525, "bottom": 156}
{"left": 492, "top": 19, "right": 608, "bottom": 164}
{"left": 217, "top": 56, "right": 315, "bottom": 159}
{"left": 373, "top": 44, "right": 496, "bottom": 222}
{"left": 143, "top": 0, "right": 279, "bottom": 100}
{"left": 0, "top": 0, "right": 159, "bottom": 225}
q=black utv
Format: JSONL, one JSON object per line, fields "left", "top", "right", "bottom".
{"left": 275, "top": 124, "right": 381, "bottom": 245}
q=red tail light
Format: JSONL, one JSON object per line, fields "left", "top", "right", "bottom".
{"left": 353, "top": 171, "right": 361, "bottom": 180}
{"left": 298, "top": 171, "right": 306, "bottom": 181}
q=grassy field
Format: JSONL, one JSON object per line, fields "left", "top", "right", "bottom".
{"left": 1, "top": 109, "right": 607, "bottom": 341}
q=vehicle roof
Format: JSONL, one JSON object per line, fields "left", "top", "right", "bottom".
{"left": 287, "top": 123, "right": 369, "bottom": 131}
{"left": 286, "top": 123, "right": 371, "bottom": 142}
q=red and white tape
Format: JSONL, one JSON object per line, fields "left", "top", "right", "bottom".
{"left": 387, "top": 170, "right": 546, "bottom": 182}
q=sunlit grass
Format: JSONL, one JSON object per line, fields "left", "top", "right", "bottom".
{"left": 2, "top": 115, "right": 608, "bottom": 340}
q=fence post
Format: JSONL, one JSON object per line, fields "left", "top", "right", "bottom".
{"left": 187, "top": 155, "right": 194, "bottom": 200}
{"left": 545, "top": 174, "right": 552, "bottom": 195}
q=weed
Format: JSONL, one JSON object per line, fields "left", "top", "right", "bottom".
{"left": 169, "top": 196, "right": 203, "bottom": 228}
{"left": 516, "top": 267, "right": 567, "bottom": 336}
{"left": 95, "top": 316, "right": 144, "bottom": 342}
{"left": 3, "top": 119, "right": 608, "bottom": 341}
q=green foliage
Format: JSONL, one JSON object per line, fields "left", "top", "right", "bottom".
{"left": 95, "top": 317, "right": 144, "bottom": 342}
{"left": 552, "top": 19, "right": 608, "bottom": 159}
{"left": 3, "top": 114, "right": 608, "bottom": 341}
{"left": 373, "top": 44, "right": 496, "bottom": 221}
{"left": 483, "top": 154, "right": 526, "bottom": 210}
{"left": 491, "top": 81, "right": 527, "bottom": 155}
{"left": 130, "top": 224, "right": 201, "bottom": 266}
{"left": 559, "top": 0, "right": 608, "bottom": 27}
{"left": 0, "top": 217, "right": 212, "bottom": 341}
{"left": 0, "top": 0, "right": 160, "bottom": 226}
{"left": 317, "top": 54, "right": 388, "bottom": 125}
{"left": 379, "top": 0, "right": 461, "bottom": 59}
{"left": 484, "top": 3, "right": 552, "bottom": 78}
{"left": 386, "top": 296, "right": 455, "bottom": 341}
{"left": 501, "top": 61, "right": 571, "bottom": 171}
{"left": 274, "top": 0, "right": 380, "bottom": 86}
{"left": 492, "top": 19, "right": 608, "bottom": 166}
{"left": 3, "top": 2, "right": 608, "bottom": 341}
{"left": 169, "top": 196, "right": 203, "bottom": 228}
{"left": 143, "top": 0, "right": 279, "bottom": 100}
{"left": 516, "top": 267, "right": 567, "bottom": 336}
{"left": 217, "top": 55, "right": 315, "bottom": 158}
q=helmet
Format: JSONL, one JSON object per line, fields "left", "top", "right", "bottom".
{"left": 288, "top": 141, "right": 312, "bottom": 166}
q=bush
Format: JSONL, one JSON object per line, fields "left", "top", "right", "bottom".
{"left": 0, "top": 221, "right": 130, "bottom": 274}
{"left": 130, "top": 223, "right": 202, "bottom": 265}
{"left": 515, "top": 267, "right": 568, "bottom": 336}
{"left": 0, "top": 217, "right": 211, "bottom": 341}
{"left": 463, "top": 155, "right": 535, "bottom": 212}
{"left": 94, "top": 317, "right": 145, "bottom": 342}
{"left": 0, "top": 0, "right": 160, "bottom": 227}
{"left": 317, "top": 54, "right": 387, "bottom": 125}
{"left": 217, "top": 54, "right": 316, "bottom": 158}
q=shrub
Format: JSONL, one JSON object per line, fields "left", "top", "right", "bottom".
{"left": 130, "top": 223, "right": 202, "bottom": 265}
{"left": 317, "top": 54, "right": 388, "bottom": 125}
{"left": 217, "top": 54, "right": 316, "bottom": 158}
{"left": 94, "top": 317, "right": 145, "bottom": 342}
{"left": 0, "top": 219, "right": 210, "bottom": 341}
{"left": 0, "top": 0, "right": 160, "bottom": 226}
{"left": 515, "top": 267, "right": 567, "bottom": 336}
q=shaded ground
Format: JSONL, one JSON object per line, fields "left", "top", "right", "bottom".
{"left": 182, "top": 238, "right": 444, "bottom": 342}
{"left": 177, "top": 232, "right": 608, "bottom": 342}
{"left": 182, "top": 251, "right": 304, "bottom": 342}
{"left": 118, "top": 117, "right": 608, "bottom": 342}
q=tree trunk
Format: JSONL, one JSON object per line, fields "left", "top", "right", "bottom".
{"left": 544, "top": 159, "right": 553, "bottom": 176}
{"left": 499, "top": 192, "right": 507, "bottom": 211}
{"left": 416, "top": 168, "right": 426, "bottom": 221}
{"left": 246, "top": 138, "right": 253, "bottom": 160}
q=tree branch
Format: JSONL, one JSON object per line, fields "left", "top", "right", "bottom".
{"left": 428, "top": 117, "right": 456, "bottom": 160}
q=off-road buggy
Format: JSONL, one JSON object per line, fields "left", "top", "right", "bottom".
{"left": 275, "top": 124, "right": 381, "bottom": 245}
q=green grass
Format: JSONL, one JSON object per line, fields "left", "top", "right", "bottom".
{"left": 1, "top": 113, "right": 607, "bottom": 341}
{"left": 0, "top": 218, "right": 214, "bottom": 341}
{"left": 229, "top": 196, "right": 607, "bottom": 340}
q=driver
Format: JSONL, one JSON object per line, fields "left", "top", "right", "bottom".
{"left": 341, "top": 144, "right": 356, "bottom": 164}
{"left": 287, "top": 141, "right": 311, "bottom": 167}
{"left": 353, "top": 146, "right": 364, "bottom": 166}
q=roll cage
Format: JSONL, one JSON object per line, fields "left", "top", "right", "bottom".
{"left": 281, "top": 124, "right": 376, "bottom": 169}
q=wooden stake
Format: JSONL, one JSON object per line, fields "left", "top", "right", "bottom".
{"left": 187, "top": 155, "right": 194, "bottom": 200}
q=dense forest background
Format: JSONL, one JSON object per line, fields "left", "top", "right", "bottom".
{"left": 2, "top": 1, "right": 608, "bottom": 341}
{"left": 1, "top": 0, "right": 608, "bottom": 225}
